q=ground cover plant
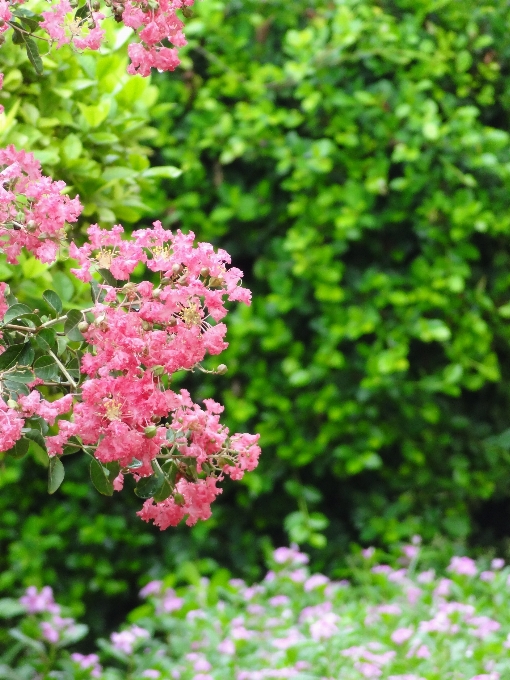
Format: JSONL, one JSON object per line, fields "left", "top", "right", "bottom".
{"left": 1, "top": 543, "right": 509, "bottom": 679}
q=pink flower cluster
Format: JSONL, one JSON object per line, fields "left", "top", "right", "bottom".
{"left": 0, "top": 145, "right": 82, "bottom": 264}
{"left": 0, "top": 212, "right": 259, "bottom": 528}
{"left": 19, "top": 586, "right": 80, "bottom": 645}
{"left": 4, "top": 0, "right": 193, "bottom": 77}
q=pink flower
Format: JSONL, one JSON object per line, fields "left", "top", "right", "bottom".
{"left": 480, "top": 571, "right": 495, "bottom": 582}
{"left": 447, "top": 556, "right": 477, "bottom": 577}
{"left": 218, "top": 639, "right": 235, "bottom": 655}
{"left": 0, "top": 399, "right": 24, "bottom": 452}
{"left": 391, "top": 627, "right": 413, "bottom": 644}
{"left": 304, "top": 574, "right": 329, "bottom": 591}
{"left": 273, "top": 545, "right": 309, "bottom": 566}
{"left": 310, "top": 612, "right": 339, "bottom": 641}
{"left": 491, "top": 558, "right": 504, "bottom": 570}
{"left": 139, "top": 580, "right": 162, "bottom": 598}
{"left": 20, "top": 586, "right": 60, "bottom": 614}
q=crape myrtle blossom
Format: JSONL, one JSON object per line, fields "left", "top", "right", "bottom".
{"left": 1, "top": 0, "right": 196, "bottom": 78}
{"left": 0, "top": 146, "right": 82, "bottom": 264}
{"left": 0, "top": 163, "right": 259, "bottom": 529}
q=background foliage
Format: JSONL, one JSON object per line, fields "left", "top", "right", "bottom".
{"left": 3, "top": 0, "right": 510, "bottom": 640}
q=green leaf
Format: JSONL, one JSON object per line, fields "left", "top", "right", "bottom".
{"left": 35, "top": 328, "right": 57, "bottom": 353}
{"left": 141, "top": 166, "right": 182, "bottom": 179}
{"left": 90, "top": 458, "right": 114, "bottom": 496}
{"left": 48, "top": 456, "right": 65, "bottom": 494}
{"left": 22, "top": 35, "right": 43, "bottom": 75}
{"left": 5, "top": 438, "right": 29, "bottom": 460}
{"left": 64, "top": 309, "right": 85, "bottom": 341}
{"left": 134, "top": 474, "right": 164, "bottom": 499}
{"left": 42, "top": 290, "right": 63, "bottom": 315}
{"left": 33, "top": 355, "right": 58, "bottom": 380}
{"left": 75, "top": 3, "right": 90, "bottom": 19}
{"left": 3, "top": 380, "right": 30, "bottom": 398}
{"left": 11, "top": 23, "right": 24, "bottom": 45}
{"left": 0, "top": 598, "right": 25, "bottom": 618}
{"left": 97, "top": 268, "right": 121, "bottom": 288}
{"left": 152, "top": 478, "right": 173, "bottom": 503}
{"left": 0, "top": 343, "right": 30, "bottom": 371}
{"left": 6, "top": 368, "right": 34, "bottom": 383}
{"left": 25, "top": 429, "right": 47, "bottom": 452}
{"left": 104, "top": 461, "right": 121, "bottom": 479}
{"left": 3, "top": 303, "right": 32, "bottom": 324}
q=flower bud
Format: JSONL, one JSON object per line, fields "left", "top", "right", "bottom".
{"left": 7, "top": 399, "right": 19, "bottom": 410}
{"left": 167, "top": 318, "right": 177, "bottom": 327}
{"left": 177, "top": 274, "right": 188, "bottom": 285}
{"left": 216, "top": 364, "right": 228, "bottom": 375}
{"left": 200, "top": 267, "right": 210, "bottom": 278}
{"left": 141, "top": 320, "right": 151, "bottom": 331}
{"left": 144, "top": 425, "right": 158, "bottom": 439}
{"left": 94, "top": 313, "right": 106, "bottom": 325}
{"left": 151, "top": 415, "right": 161, "bottom": 424}
{"left": 152, "top": 287, "right": 162, "bottom": 299}
{"left": 78, "top": 321, "right": 89, "bottom": 332}
{"left": 151, "top": 365, "right": 165, "bottom": 376}
{"left": 209, "top": 276, "right": 223, "bottom": 288}
{"left": 92, "top": 0, "right": 100, "bottom": 9}
{"left": 122, "top": 282, "right": 136, "bottom": 291}
{"left": 26, "top": 220, "right": 37, "bottom": 232}
{"left": 174, "top": 492, "right": 185, "bottom": 505}
{"left": 182, "top": 6, "right": 193, "bottom": 17}
{"left": 172, "top": 263, "right": 182, "bottom": 275}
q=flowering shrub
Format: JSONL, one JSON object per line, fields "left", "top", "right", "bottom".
{"left": 3, "top": 543, "right": 510, "bottom": 678}
{"left": 0, "top": 0, "right": 193, "bottom": 78}
{"left": 0, "top": 0, "right": 260, "bottom": 528}
{"left": 0, "top": 143, "right": 259, "bottom": 526}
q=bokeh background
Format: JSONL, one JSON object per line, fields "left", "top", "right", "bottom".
{"left": 2, "top": 0, "right": 510, "bottom": 641}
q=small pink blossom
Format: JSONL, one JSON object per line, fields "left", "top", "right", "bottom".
{"left": 391, "top": 627, "right": 413, "bottom": 644}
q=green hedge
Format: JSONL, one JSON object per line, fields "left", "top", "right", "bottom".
{"left": 149, "top": 0, "right": 510, "bottom": 548}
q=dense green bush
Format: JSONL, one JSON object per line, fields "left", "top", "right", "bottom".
{"left": 148, "top": 0, "right": 510, "bottom": 550}
{"left": 5, "top": 0, "right": 510, "bottom": 641}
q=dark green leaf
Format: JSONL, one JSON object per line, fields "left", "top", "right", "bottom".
{"left": 42, "top": 290, "right": 63, "bottom": 315}
{"left": 35, "top": 328, "right": 57, "bottom": 353}
{"left": 33, "top": 355, "right": 58, "bottom": 380}
{"left": 65, "top": 356, "right": 80, "bottom": 380}
{"left": 134, "top": 474, "right": 164, "bottom": 499}
{"left": 104, "top": 461, "right": 121, "bottom": 479}
{"left": 152, "top": 478, "right": 173, "bottom": 503}
{"left": 11, "top": 23, "right": 24, "bottom": 45}
{"left": 90, "top": 458, "right": 114, "bottom": 496}
{"left": 75, "top": 3, "right": 90, "bottom": 19}
{"left": 161, "top": 459, "right": 178, "bottom": 485}
{"left": 5, "top": 368, "right": 34, "bottom": 383}
{"left": 19, "top": 343, "right": 35, "bottom": 366}
{"left": 5, "top": 438, "right": 29, "bottom": 460}
{"left": 48, "top": 457, "right": 65, "bottom": 494}
{"left": 3, "top": 304, "right": 32, "bottom": 324}
{"left": 97, "top": 268, "right": 121, "bottom": 288}
{"left": 22, "top": 35, "right": 43, "bottom": 75}
{"left": 3, "top": 380, "right": 30, "bottom": 397}
{"left": 0, "top": 343, "right": 29, "bottom": 371}
{"left": 25, "top": 429, "right": 47, "bottom": 452}
{"left": 19, "top": 15, "right": 41, "bottom": 31}
{"left": 64, "top": 309, "right": 85, "bottom": 341}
